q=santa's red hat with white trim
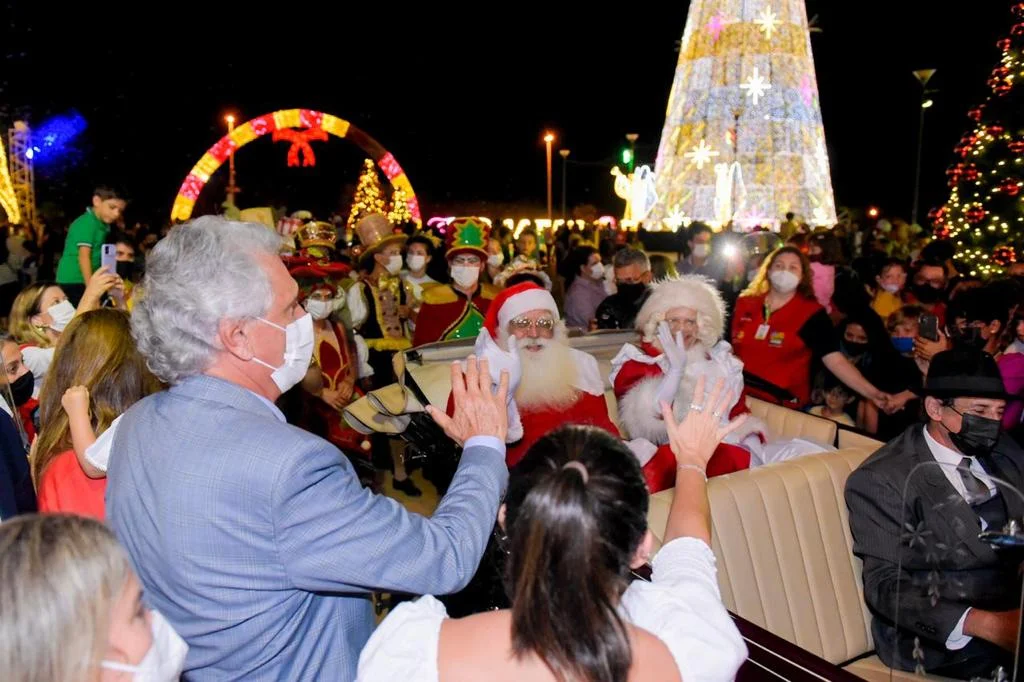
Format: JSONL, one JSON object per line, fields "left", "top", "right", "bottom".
{"left": 483, "top": 282, "right": 560, "bottom": 340}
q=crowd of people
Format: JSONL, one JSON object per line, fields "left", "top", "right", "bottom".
{"left": 1, "top": 187, "right": 1023, "bottom": 680}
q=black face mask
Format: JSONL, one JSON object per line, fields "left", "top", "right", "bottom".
{"left": 949, "top": 409, "right": 1001, "bottom": 458}
{"left": 8, "top": 370, "right": 33, "bottom": 407}
{"left": 955, "top": 326, "right": 988, "bottom": 351}
{"left": 116, "top": 260, "right": 135, "bottom": 280}
{"left": 912, "top": 283, "right": 944, "bottom": 304}
{"left": 842, "top": 340, "right": 869, "bottom": 358}
{"left": 617, "top": 283, "right": 647, "bottom": 300}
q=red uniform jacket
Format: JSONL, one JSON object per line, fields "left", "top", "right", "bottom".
{"left": 412, "top": 284, "right": 498, "bottom": 347}
{"left": 730, "top": 293, "right": 822, "bottom": 407}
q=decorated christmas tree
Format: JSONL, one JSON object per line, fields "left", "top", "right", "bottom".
{"left": 648, "top": 0, "right": 837, "bottom": 230}
{"left": 388, "top": 186, "right": 413, "bottom": 227}
{"left": 932, "top": 3, "right": 1024, "bottom": 276}
{"left": 346, "top": 159, "right": 387, "bottom": 231}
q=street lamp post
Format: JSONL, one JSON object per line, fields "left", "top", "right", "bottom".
{"left": 559, "top": 149, "right": 570, "bottom": 220}
{"left": 225, "top": 114, "right": 239, "bottom": 208}
{"left": 544, "top": 132, "right": 555, "bottom": 221}
{"left": 911, "top": 69, "right": 936, "bottom": 226}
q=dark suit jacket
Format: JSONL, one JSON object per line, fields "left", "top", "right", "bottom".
{"left": 0, "top": 409, "right": 35, "bottom": 519}
{"left": 845, "top": 424, "right": 1024, "bottom": 673}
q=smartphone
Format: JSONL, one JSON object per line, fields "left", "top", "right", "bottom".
{"left": 100, "top": 243, "right": 117, "bottom": 274}
{"left": 919, "top": 313, "right": 939, "bottom": 342}
{"left": 99, "top": 244, "right": 124, "bottom": 306}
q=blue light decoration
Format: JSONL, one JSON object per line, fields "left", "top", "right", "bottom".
{"left": 26, "top": 110, "right": 87, "bottom": 166}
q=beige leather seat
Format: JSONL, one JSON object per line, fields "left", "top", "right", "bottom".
{"left": 746, "top": 396, "right": 838, "bottom": 445}
{"left": 647, "top": 447, "right": 952, "bottom": 681}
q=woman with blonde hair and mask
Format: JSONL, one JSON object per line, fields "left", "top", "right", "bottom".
{"left": 0, "top": 514, "right": 188, "bottom": 682}
{"left": 32, "top": 308, "right": 160, "bottom": 519}
{"left": 8, "top": 267, "right": 121, "bottom": 399}
{"left": 731, "top": 246, "right": 889, "bottom": 410}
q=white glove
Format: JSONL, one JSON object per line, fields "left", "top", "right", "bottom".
{"left": 472, "top": 329, "right": 522, "bottom": 398}
{"left": 655, "top": 321, "right": 686, "bottom": 408}
{"left": 472, "top": 329, "right": 524, "bottom": 442}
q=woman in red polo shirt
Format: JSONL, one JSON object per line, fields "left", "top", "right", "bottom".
{"left": 731, "top": 246, "right": 888, "bottom": 409}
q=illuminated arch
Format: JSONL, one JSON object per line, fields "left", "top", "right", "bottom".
{"left": 170, "top": 109, "right": 421, "bottom": 225}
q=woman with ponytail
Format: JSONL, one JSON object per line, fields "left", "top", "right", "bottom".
{"left": 358, "top": 376, "right": 748, "bottom": 682}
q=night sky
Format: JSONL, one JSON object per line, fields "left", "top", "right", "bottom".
{"left": 0, "top": 1, "right": 1013, "bottom": 227}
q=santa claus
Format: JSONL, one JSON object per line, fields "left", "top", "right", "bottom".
{"left": 454, "top": 282, "right": 619, "bottom": 467}
{"left": 610, "top": 275, "right": 767, "bottom": 492}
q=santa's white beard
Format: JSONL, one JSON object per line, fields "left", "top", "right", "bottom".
{"left": 500, "top": 329, "right": 579, "bottom": 410}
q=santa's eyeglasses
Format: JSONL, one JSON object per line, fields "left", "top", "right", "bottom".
{"left": 665, "top": 316, "right": 698, "bottom": 331}
{"left": 509, "top": 317, "right": 556, "bottom": 331}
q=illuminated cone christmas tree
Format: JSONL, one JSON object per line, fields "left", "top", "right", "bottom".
{"left": 346, "top": 159, "right": 387, "bottom": 232}
{"left": 933, "top": 3, "right": 1024, "bottom": 276}
{"left": 649, "top": 0, "right": 837, "bottom": 230}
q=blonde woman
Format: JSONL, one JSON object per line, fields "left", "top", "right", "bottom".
{"left": 0, "top": 514, "right": 188, "bottom": 682}
{"left": 8, "top": 268, "right": 121, "bottom": 398}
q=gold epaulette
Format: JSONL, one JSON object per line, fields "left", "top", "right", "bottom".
{"left": 422, "top": 285, "right": 458, "bottom": 305}
{"left": 479, "top": 283, "right": 500, "bottom": 300}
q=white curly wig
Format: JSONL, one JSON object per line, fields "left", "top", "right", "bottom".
{"left": 634, "top": 275, "right": 726, "bottom": 348}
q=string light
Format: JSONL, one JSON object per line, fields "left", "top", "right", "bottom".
{"left": 169, "top": 109, "right": 422, "bottom": 226}
{"left": 347, "top": 159, "right": 388, "bottom": 232}
{"left": 650, "top": 2, "right": 836, "bottom": 229}
{"left": 0, "top": 134, "right": 20, "bottom": 224}
{"left": 934, "top": 7, "right": 1024, "bottom": 275}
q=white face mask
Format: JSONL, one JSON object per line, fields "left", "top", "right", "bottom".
{"left": 251, "top": 313, "right": 315, "bottom": 393}
{"left": 46, "top": 300, "right": 76, "bottom": 332}
{"left": 692, "top": 244, "right": 710, "bottom": 259}
{"left": 101, "top": 610, "right": 189, "bottom": 682}
{"left": 451, "top": 265, "right": 480, "bottom": 289}
{"left": 304, "top": 299, "right": 332, "bottom": 321}
{"left": 487, "top": 253, "right": 504, "bottom": 268}
{"left": 589, "top": 263, "right": 605, "bottom": 280}
{"left": 769, "top": 270, "right": 800, "bottom": 294}
{"left": 383, "top": 254, "right": 402, "bottom": 275}
{"left": 406, "top": 254, "right": 426, "bottom": 273}
{"left": 880, "top": 283, "right": 901, "bottom": 295}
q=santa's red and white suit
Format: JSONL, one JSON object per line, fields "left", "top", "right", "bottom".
{"left": 611, "top": 276, "right": 768, "bottom": 493}
{"left": 449, "top": 282, "right": 620, "bottom": 468}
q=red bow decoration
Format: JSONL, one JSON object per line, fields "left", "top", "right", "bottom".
{"left": 272, "top": 127, "right": 329, "bottom": 167}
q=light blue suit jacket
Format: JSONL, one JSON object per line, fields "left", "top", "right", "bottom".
{"left": 106, "top": 375, "right": 507, "bottom": 681}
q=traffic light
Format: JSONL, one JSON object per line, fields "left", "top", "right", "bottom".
{"left": 620, "top": 147, "right": 633, "bottom": 166}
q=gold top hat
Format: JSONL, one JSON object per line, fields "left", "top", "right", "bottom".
{"left": 297, "top": 221, "right": 338, "bottom": 250}
{"left": 354, "top": 213, "right": 407, "bottom": 255}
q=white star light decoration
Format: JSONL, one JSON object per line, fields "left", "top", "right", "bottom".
{"left": 754, "top": 7, "right": 782, "bottom": 40}
{"left": 684, "top": 139, "right": 720, "bottom": 169}
{"left": 740, "top": 68, "right": 772, "bottom": 106}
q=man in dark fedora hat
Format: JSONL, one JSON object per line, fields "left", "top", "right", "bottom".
{"left": 846, "top": 348, "right": 1023, "bottom": 679}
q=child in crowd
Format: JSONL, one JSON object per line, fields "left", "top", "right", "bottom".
{"left": 32, "top": 309, "right": 160, "bottom": 519}
{"left": 809, "top": 377, "right": 856, "bottom": 427}
{"left": 808, "top": 232, "right": 843, "bottom": 313}
{"left": 871, "top": 258, "right": 907, "bottom": 321}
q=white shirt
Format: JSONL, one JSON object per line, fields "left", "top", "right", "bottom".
{"left": 356, "top": 537, "right": 747, "bottom": 682}
{"left": 921, "top": 425, "right": 996, "bottom": 651}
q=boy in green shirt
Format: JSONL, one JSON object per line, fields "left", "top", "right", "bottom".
{"left": 56, "top": 187, "right": 126, "bottom": 305}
